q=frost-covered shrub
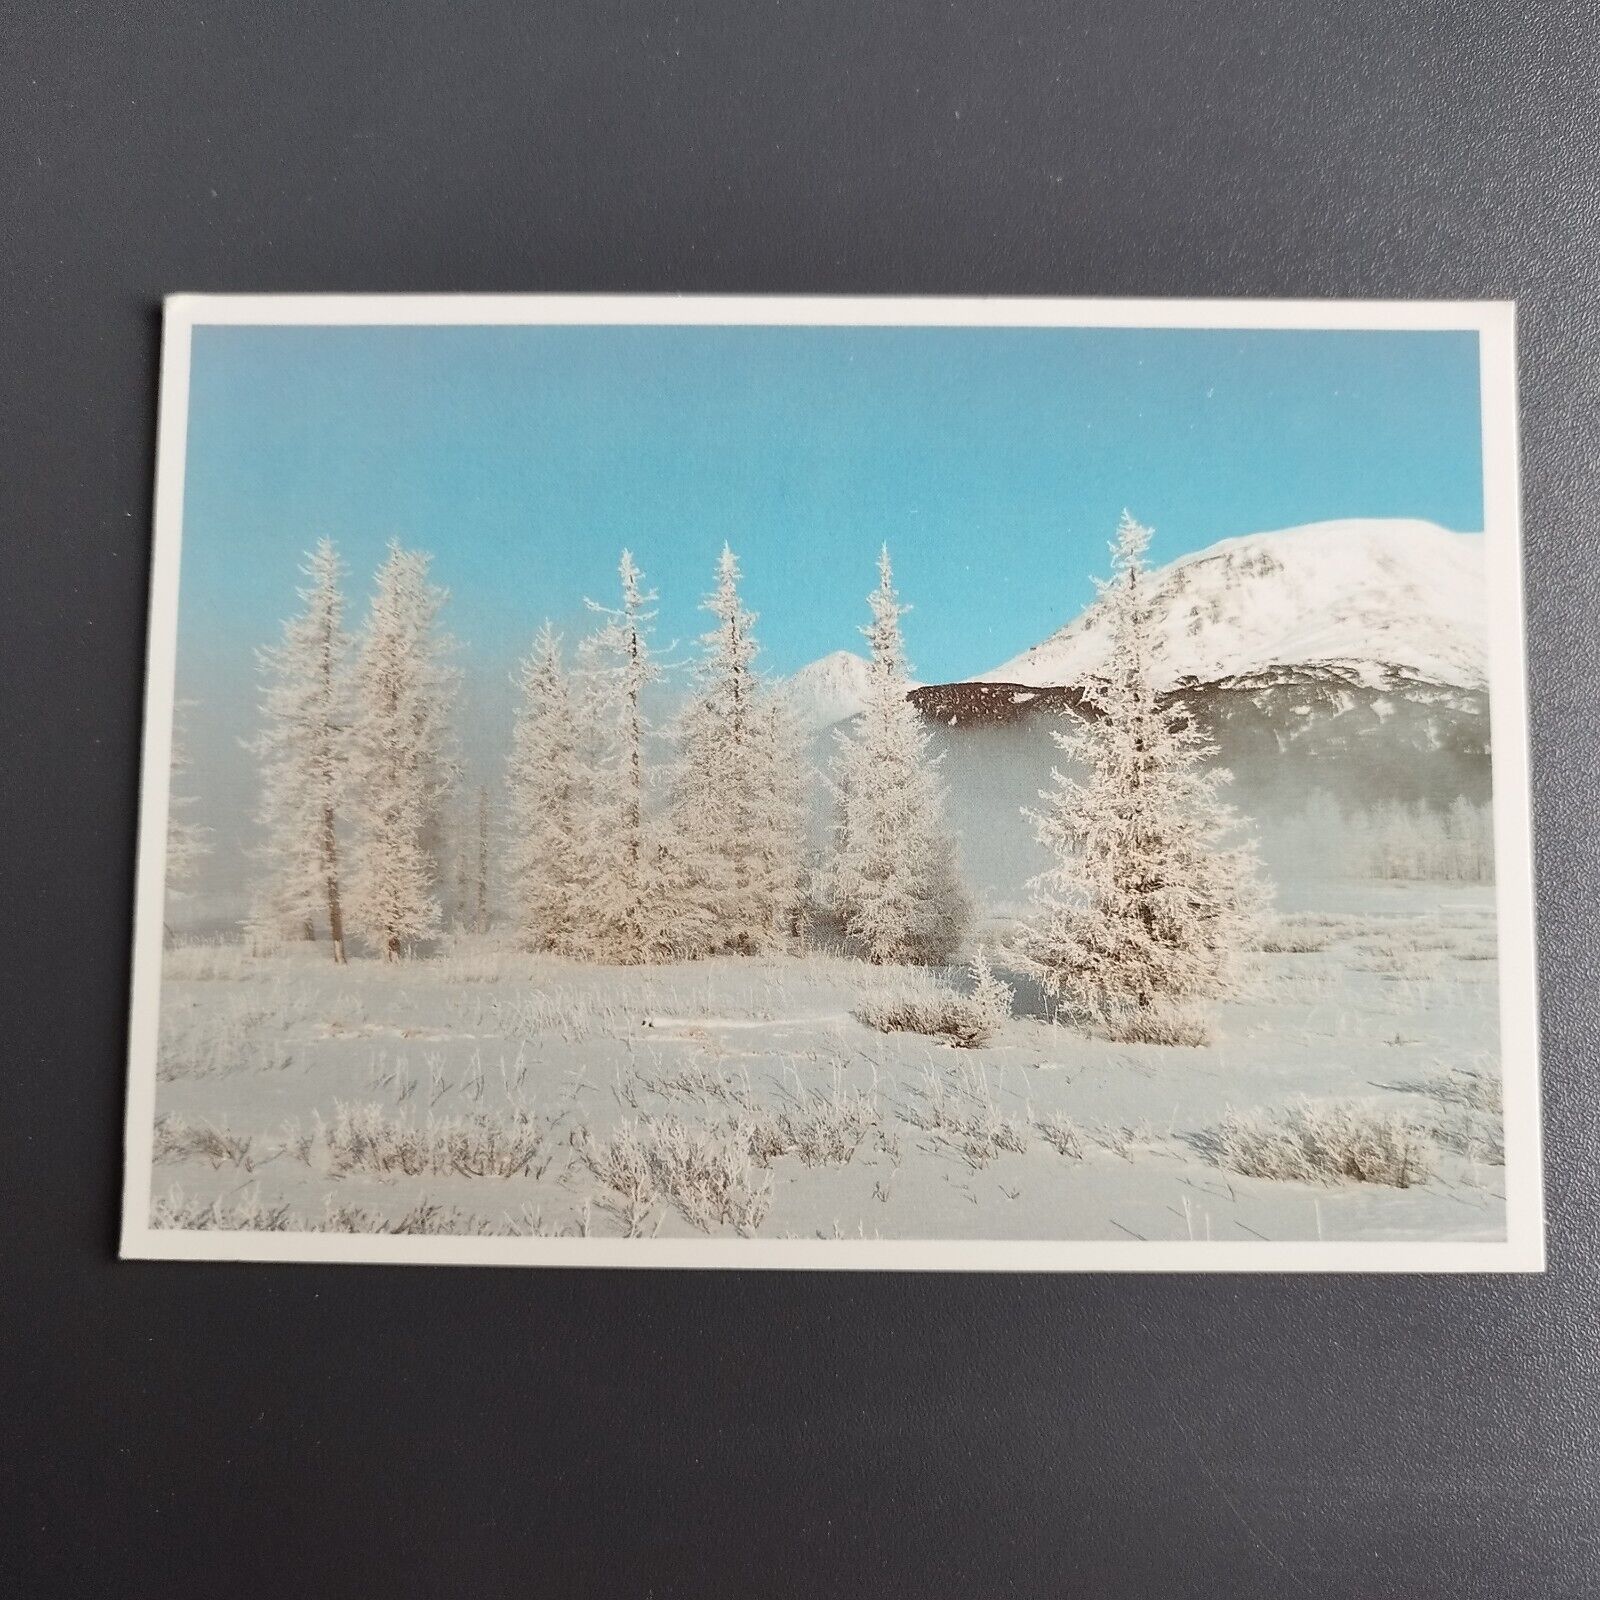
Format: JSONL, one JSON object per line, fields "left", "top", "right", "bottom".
{"left": 968, "top": 947, "right": 1015, "bottom": 1029}
{"left": 1099, "top": 1006, "right": 1213, "bottom": 1048}
{"left": 856, "top": 990, "right": 992, "bottom": 1048}
{"left": 317, "top": 1101, "right": 550, "bottom": 1179}
{"left": 150, "top": 1185, "right": 295, "bottom": 1231}
{"left": 492, "top": 987, "right": 626, "bottom": 1043}
{"left": 319, "top": 1198, "right": 504, "bottom": 1236}
{"left": 1213, "top": 1098, "right": 1434, "bottom": 1188}
{"left": 1255, "top": 919, "right": 1331, "bottom": 954}
{"left": 152, "top": 1187, "right": 583, "bottom": 1237}
{"left": 855, "top": 968, "right": 1000, "bottom": 1048}
{"left": 572, "top": 1115, "right": 772, "bottom": 1236}
{"left": 747, "top": 1071, "right": 881, "bottom": 1167}
{"left": 426, "top": 938, "right": 533, "bottom": 985}
{"left": 626, "top": 1058, "right": 754, "bottom": 1109}
{"left": 317, "top": 1198, "right": 590, "bottom": 1237}
{"left": 163, "top": 939, "right": 255, "bottom": 981}
{"left": 1034, "top": 1110, "right": 1085, "bottom": 1159}
{"left": 152, "top": 1115, "right": 255, "bottom": 1169}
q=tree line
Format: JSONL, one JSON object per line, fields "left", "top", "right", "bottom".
{"left": 186, "top": 512, "right": 1277, "bottom": 1031}
{"left": 236, "top": 537, "right": 973, "bottom": 969}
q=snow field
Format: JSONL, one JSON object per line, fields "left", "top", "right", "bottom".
{"left": 149, "top": 883, "right": 1504, "bottom": 1246}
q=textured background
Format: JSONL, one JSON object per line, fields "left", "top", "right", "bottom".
{"left": 2, "top": 3, "right": 1596, "bottom": 1594}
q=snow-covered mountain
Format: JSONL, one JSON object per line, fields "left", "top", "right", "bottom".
{"left": 974, "top": 519, "right": 1486, "bottom": 694}
{"left": 782, "top": 650, "right": 874, "bottom": 731}
{"left": 910, "top": 520, "right": 1493, "bottom": 856}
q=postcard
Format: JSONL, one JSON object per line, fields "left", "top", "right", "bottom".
{"left": 121, "top": 295, "right": 1540, "bottom": 1268}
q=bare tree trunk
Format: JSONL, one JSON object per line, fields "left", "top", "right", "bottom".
{"left": 322, "top": 802, "right": 347, "bottom": 963}
{"left": 316, "top": 597, "right": 348, "bottom": 963}
{"left": 624, "top": 616, "right": 644, "bottom": 955}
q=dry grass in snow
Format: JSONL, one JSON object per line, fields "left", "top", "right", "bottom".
{"left": 904, "top": 1054, "right": 1029, "bottom": 1168}
{"left": 748, "top": 1069, "right": 883, "bottom": 1167}
{"left": 572, "top": 1114, "right": 772, "bottom": 1236}
{"left": 575, "top": 1064, "right": 885, "bottom": 1234}
{"left": 152, "top": 1114, "right": 256, "bottom": 1169}
{"left": 151, "top": 1185, "right": 296, "bottom": 1231}
{"left": 1404, "top": 1061, "right": 1505, "bottom": 1165}
{"left": 313, "top": 1100, "right": 554, "bottom": 1179}
{"left": 1211, "top": 1097, "right": 1435, "bottom": 1188}
{"left": 1098, "top": 1006, "right": 1213, "bottom": 1048}
{"left": 151, "top": 1184, "right": 585, "bottom": 1237}
{"left": 853, "top": 968, "right": 1007, "bottom": 1049}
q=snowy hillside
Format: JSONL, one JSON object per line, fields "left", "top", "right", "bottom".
{"left": 975, "top": 520, "right": 1486, "bottom": 693}
{"left": 783, "top": 649, "right": 874, "bottom": 731}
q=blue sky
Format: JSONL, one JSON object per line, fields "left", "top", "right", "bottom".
{"left": 178, "top": 322, "right": 1483, "bottom": 687}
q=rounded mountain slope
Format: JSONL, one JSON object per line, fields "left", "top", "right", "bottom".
{"left": 973, "top": 519, "right": 1486, "bottom": 693}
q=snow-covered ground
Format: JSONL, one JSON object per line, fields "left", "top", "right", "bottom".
{"left": 145, "top": 881, "right": 1504, "bottom": 1245}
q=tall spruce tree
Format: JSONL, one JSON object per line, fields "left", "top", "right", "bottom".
{"left": 165, "top": 699, "right": 212, "bottom": 920}
{"left": 505, "top": 624, "right": 589, "bottom": 953}
{"left": 245, "top": 540, "right": 350, "bottom": 960}
{"left": 1014, "top": 511, "right": 1268, "bottom": 1025}
{"left": 828, "top": 546, "right": 971, "bottom": 964}
{"left": 745, "top": 686, "right": 812, "bottom": 945}
{"left": 346, "top": 541, "right": 459, "bottom": 960}
{"left": 576, "top": 551, "right": 692, "bottom": 962}
{"left": 669, "top": 546, "right": 809, "bottom": 953}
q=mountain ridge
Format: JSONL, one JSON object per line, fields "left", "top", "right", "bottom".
{"left": 968, "top": 518, "right": 1486, "bottom": 696}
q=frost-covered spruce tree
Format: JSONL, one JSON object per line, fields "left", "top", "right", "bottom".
{"left": 244, "top": 540, "right": 351, "bottom": 960}
{"left": 1014, "top": 511, "right": 1267, "bottom": 1028}
{"left": 166, "top": 700, "right": 212, "bottom": 910}
{"left": 576, "top": 551, "right": 694, "bottom": 962}
{"left": 346, "top": 541, "right": 459, "bottom": 960}
{"left": 505, "top": 624, "right": 589, "bottom": 953}
{"left": 828, "top": 546, "right": 971, "bottom": 964}
{"left": 669, "top": 546, "right": 810, "bottom": 953}
{"left": 746, "top": 686, "right": 812, "bottom": 944}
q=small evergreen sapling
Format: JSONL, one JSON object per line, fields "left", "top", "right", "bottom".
{"left": 968, "top": 947, "right": 1015, "bottom": 1032}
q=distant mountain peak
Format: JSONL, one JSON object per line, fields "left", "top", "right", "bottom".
{"left": 782, "top": 650, "right": 874, "bottom": 732}
{"left": 972, "top": 518, "right": 1486, "bottom": 694}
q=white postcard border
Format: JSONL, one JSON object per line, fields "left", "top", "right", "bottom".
{"left": 121, "top": 295, "right": 1543, "bottom": 1272}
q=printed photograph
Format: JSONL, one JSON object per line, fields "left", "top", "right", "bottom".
{"left": 122, "top": 298, "right": 1539, "bottom": 1268}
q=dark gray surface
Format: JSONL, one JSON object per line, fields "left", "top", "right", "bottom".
{"left": 2, "top": 3, "right": 1596, "bottom": 1594}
